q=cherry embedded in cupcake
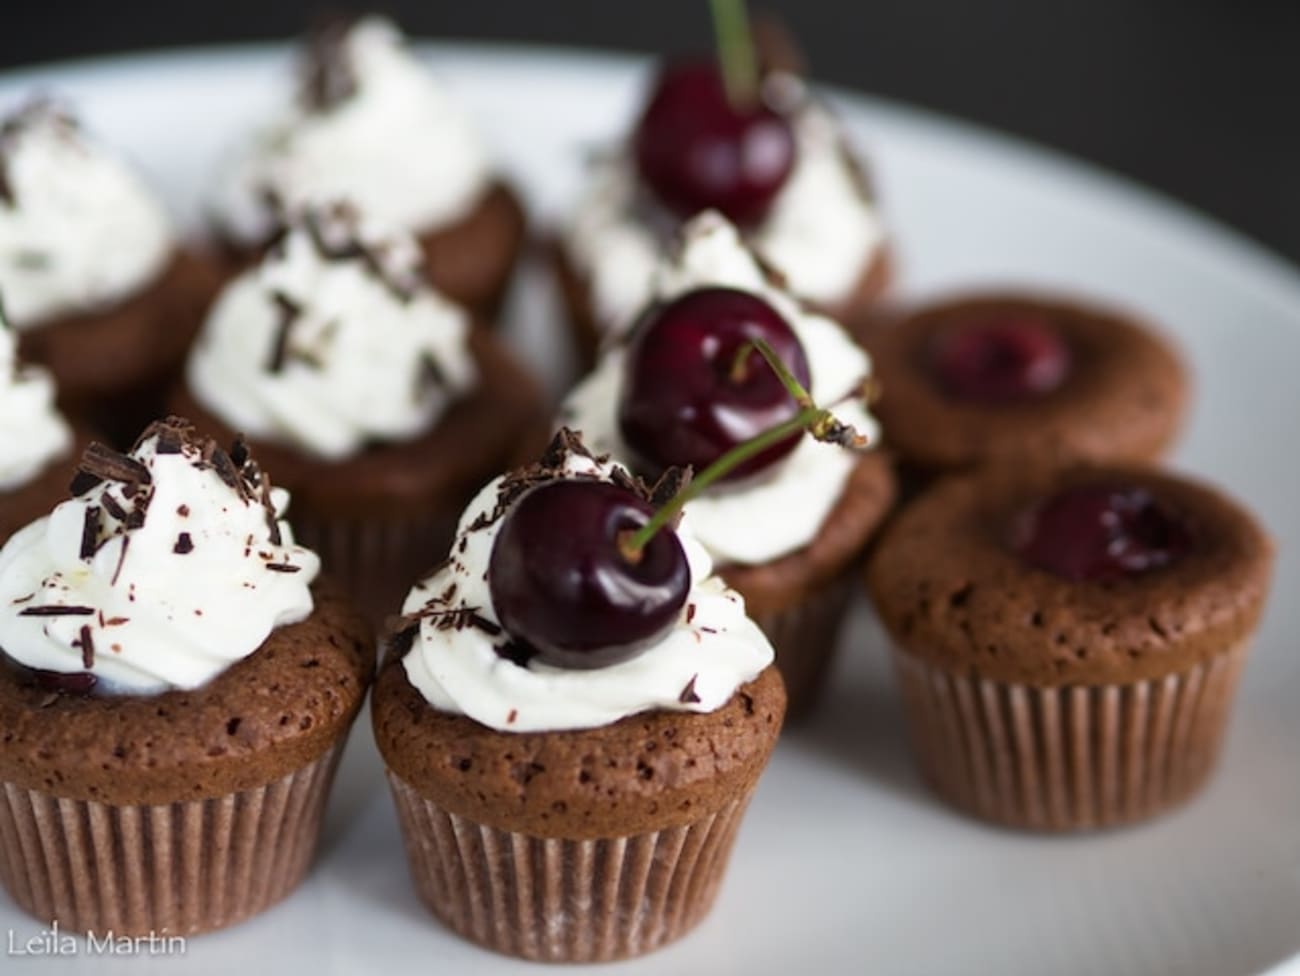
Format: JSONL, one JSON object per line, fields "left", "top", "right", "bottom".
{"left": 1014, "top": 482, "right": 1192, "bottom": 581}
{"left": 634, "top": 59, "right": 796, "bottom": 226}
{"left": 930, "top": 313, "right": 1072, "bottom": 404}
{"left": 618, "top": 286, "right": 811, "bottom": 481}
{"left": 489, "top": 480, "right": 690, "bottom": 669}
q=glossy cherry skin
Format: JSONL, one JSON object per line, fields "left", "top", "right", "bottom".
{"left": 489, "top": 480, "right": 690, "bottom": 669}
{"left": 634, "top": 59, "right": 796, "bottom": 227}
{"left": 1015, "top": 483, "right": 1192, "bottom": 582}
{"left": 619, "top": 287, "right": 811, "bottom": 482}
{"left": 930, "top": 313, "right": 1071, "bottom": 404}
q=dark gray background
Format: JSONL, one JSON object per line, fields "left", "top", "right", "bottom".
{"left": 3, "top": 1, "right": 1297, "bottom": 264}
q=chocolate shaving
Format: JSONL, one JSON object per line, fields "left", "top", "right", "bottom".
{"left": 418, "top": 353, "right": 445, "bottom": 394}
{"left": 266, "top": 291, "right": 303, "bottom": 373}
{"left": 685, "top": 603, "right": 696, "bottom": 624}
{"left": 300, "top": 205, "right": 425, "bottom": 302}
{"left": 77, "top": 625, "right": 95, "bottom": 669}
{"left": 264, "top": 562, "right": 301, "bottom": 573}
{"left": 79, "top": 506, "right": 100, "bottom": 560}
{"left": 78, "top": 442, "right": 151, "bottom": 488}
{"left": 68, "top": 469, "right": 102, "bottom": 497}
{"left": 387, "top": 620, "right": 420, "bottom": 658}
{"left": 173, "top": 532, "right": 194, "bottom": 555}
{"left": 299, "top": 16, "right": 360, "bottom": 111}
{"left": 99, "top": 492, "right": 127, "bottom": 523}
{"left": 18, "top": 605, "right": 94, "bottom": 617}
{"left": 679, "top": 676, "right": 701, "bottom": 704}
{"left": 111, "top": 536, "right": 130, "bottom": 586}
{"left": 649, "top": 466, "right": 692, "bottom": 508}
{"left": 154, "top": 425, "right": 184, "bottom": 455}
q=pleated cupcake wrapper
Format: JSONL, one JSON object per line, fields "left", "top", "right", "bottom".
{"left": 387, "top": 772, "right": 751, "bottom": 963}
{"left": 746, "top": 573, "right": 854, "bottom": 721}
{"left": 891, "top": 641, "right": 1249, "bottom": 830}
{"left": 291, "top": 509, "right": 458, "bottom": 626}
{"left": 0, "top": 742, "right": 344, "bottom": 937}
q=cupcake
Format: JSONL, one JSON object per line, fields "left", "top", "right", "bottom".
{"left": 554, "top": 27, "right": 890, "bottom": 367}
{"left": 210, "top": 16, "right": 526, "bottom": 319}
{"left": 0, "top": 102, "right": 219, "bottom": 443}
{"left": 174, "top": 203, "right": 544, "bottom": 621}
{"left": 0, "top": 417, "right": 374, "bottom": 934}
{"left": 372, "top": 430, "right": 784, "bottom": 961}
{"left": 559, "top": 212, "right": 895, "bottom": 717}
{"left": 0, "top": 295, "right": 89, "bottom": 542}
{"left": 866, "top": 463, "right": 1273, "bottom": 830}
{"left": 868, "top": 292, "right": 1188, "bottom": 483}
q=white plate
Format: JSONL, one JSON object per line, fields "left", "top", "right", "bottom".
{"left": 2, "top": 43, "right": 1298, "bottom": 976}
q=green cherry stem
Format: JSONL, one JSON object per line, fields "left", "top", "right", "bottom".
{"left": 709, "top": 0, "right": 759, "bottom": 107}
{"left": 620, "top": 337, "right": 870, "bottom": 561}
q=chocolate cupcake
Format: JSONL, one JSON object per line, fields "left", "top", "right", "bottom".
{"left": 0, "top": 418, "right": 374, "bottom": 934}
{"left": 0, "top": 297, "right": 90, "bottom": 543}
{"left": 210, "top": 16, "right": 526, "bottom": 319}
{"left": 174, "top": 204, "right": 544, "bottom": 621}
{"left": 555, "top": 28, "right": 890, "bottom": 367}
{"left": 372, "top": 431, "right": 785, "bottom": 962}
{"left": 866, "top": 463, "right": 1273, "bottom": 830}
{"left": 868, "top": 293, "right": 1188, "bottom": 481}
{"left": 560, "top": 213, "right": 895, "bottom": 717}
{"left": 0, "top": 101, "right": 218, "bottom": 443}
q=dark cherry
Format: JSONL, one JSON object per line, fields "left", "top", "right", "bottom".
{"left": 930, "top": 313, "right": 1071, "bottom": 403}
{"left": 1014, "top": 483, "right": 1192, "bottom": 582}
{"left": 489, "top": 480, "right": 690, "bottom": 669}
{"left": 634, "top": 59, "right": 796, "bottom": 227}
{"left": 619, "top": 287, "right": 810, "bottom": 482}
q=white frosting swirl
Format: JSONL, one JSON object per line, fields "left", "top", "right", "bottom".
{"left": 560, "top": 213, "right": 877, "bottom": 566}
{"left": 562, "top": 86, "right": 884, "bottom": 341}
{"left": 187, "top": 207, "right": 477, "bottom": 461}
{"left": 400, "top": 443, "right": 774, "bottom": 733}
{"left": 0, "top": 424, "right": 320, "bottom": 693}
{"left": 0, "top": 301, "right": 73, "bottom": 491}
{"left": 0, "top": 102, "right": 174, "bottom": 328}
{"left": 212, "top": 17, "right": 493, "bottom": 245}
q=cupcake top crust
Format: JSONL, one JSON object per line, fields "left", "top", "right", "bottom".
{"left": 561, "top": 211, "right": 878, "bottom": 566}
{"left": 211, "top": 16, "right": 492, "bottom": 246}
{"left": 871, "top": 293, "right": 1187, "bottom": 471}
{"left": 563, "top": 71, "right": 884, "bottom": 329}
{"left": 867, "top": 464, "right": 1274, "bottom": 686}
{"left": 0, "top": 100, "right": 173, "bottom": 327}
{"left": 187, "top": 203, "right": 477, "bottom": 461}
{"left": 0, "top": 296, "right": 72, "bottom": 491}
{"left": 396, "top": 429, "right": 775, "bottom": 733}
{"left": 0, "top": 417, "right": 320, "bottom": 693}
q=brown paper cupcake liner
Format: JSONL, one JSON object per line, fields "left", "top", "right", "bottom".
{"left": 291, "top": 509, "right": 458, "bottom": 626}
{"left": 746, "top": 573, "right": 854, "bottom": 721}
{"left": 387, "top": 772, "right": 751, "bottom": 962}
{"left": 0, "top": 741, "right": 345, "bottom": 937}
{"left": 890, "top": 641, "right": 1249, "bottom": 830}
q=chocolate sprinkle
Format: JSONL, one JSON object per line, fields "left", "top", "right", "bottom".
{"left": 79, "top": 506, "right": 100, "bottom": 560}
{"left": 173, "top": 532, "right": 194, "bottom": 555}
{"left": 679, "top": 675, "right": 701, "bottom": 704}
{"left": 77, "top": 625, "right": 95, "bottom": 669}
{"left": 18, "top": 605, "right": 95, "bottom": 617}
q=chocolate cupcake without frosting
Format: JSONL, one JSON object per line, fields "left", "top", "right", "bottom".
{"left": 174, "top": 203, "right": 544, "bottom": 621}
{"left": 868, "top": 292, "right": 1188, "bottom": 479}
{"left": 0, "top": 101, "right": 219, "bottom": 443}
{"left": 210, "top": 16, "right": 526, "bottom": 319}
{"left": 866, "top": 463, "right": 1273, "bottom": 830}
{"left": 555, "top": 26, "right": 890, "bottom": 368}
{"left": 373, "top": 431, "right": 785, "bottom": 962}
{"left": 0, "top": 418, "right": 374, "bottom": 935}
{"left": 560, "top": 213, "right": 895, "bottom": 717}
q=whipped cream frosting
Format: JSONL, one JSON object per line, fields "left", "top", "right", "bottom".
{"left": 0, "top": 420, "right": 319, "bottom": 693}
{"left": 560, "top": 212, "right": 877, "bottom": 566}
{"left": 187, "top": 205, "right": 477, "bottom": 461}
{"left": 0, "top": 299, "right": 73, "bottom": 491}
{"left": 563, "top": 80, "right": 884, "bottom": 339}
{"left": 212, "top": 16, "right": 493, "bottom": 246}
{"left": 400, "top": 434, "right": 774, "bottom": 733}
{"left": 0, "top": 101, "right": 174, "bottom": 328}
